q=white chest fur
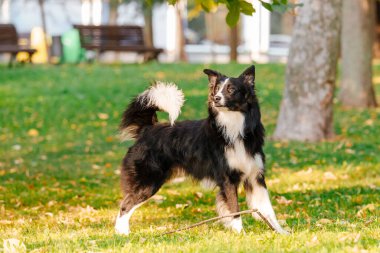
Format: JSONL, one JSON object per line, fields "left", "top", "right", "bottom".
{"left": 216, "top": 110, "right": 264, "bottom": 177}
{"left": 225, "top": 140, "right": 264, "bottom": 177}
{"left": 216, "top": 111, "right": 245, "bottom": 142}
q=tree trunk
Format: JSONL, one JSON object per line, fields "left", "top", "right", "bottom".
{"left": 229, "top": 25, "right": 238, "bottom": 62}
{"left": 176, "top": 2, "right": 187, "bottom": 62}
{"left": 273, "top": 0, "right": 342, "bottom": 141}
{"left": 339, "top": 0, "right": 377, "bottom": 107}
{"left": 109, "top": 1, "right": 118, "bottom": 25}
{"left": 143, "top": 6, "right": 154, "bottom": 61}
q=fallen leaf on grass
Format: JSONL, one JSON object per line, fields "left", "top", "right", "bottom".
{"left": 296, "top": 167, "right": 313, "bottom": 176}
{"left": 194, "top": 192, "right": 203, "bottom": 199}
{"left": 317, "top": 218, "right": 332, "bottom": 224}
{"left": 306, "top": 236, "right": 319, "bottom": 247}
{"left": 323, "top": 171, "right": 337, "bottom": 180}
{"left": 356, "top": 203, "right": 376, "bottom": 218}
{"left": 105, "top": 136, "right": 114, "bottom": 142}
{"left": 275, "top": 196, "right": 293, "bottom": 205}
{"left": 12, "top": 145, "right": 21, "bottom": 151}
{"left": 163, "top": 190, "right": 178, "bottom": 196}
{"left": 27, "top": 129, "right": 39, "bottom": 137}
{"left": 151, "top": 195, "right": 166, "bottom": 204}
{"left": 176, "top": 203, "right": 189, "bottom": 209}
{"left": 3, "top": 238, "right": 26, "bottom": 253}
{"left": 155, "top": 71, "right": 166, "bottom": 79}
{"left": 97, "top": 113, "right": 109, "bottom": 120}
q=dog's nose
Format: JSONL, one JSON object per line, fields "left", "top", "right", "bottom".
{"left": 214, "top": 96, "right": 221, "bottom": 102}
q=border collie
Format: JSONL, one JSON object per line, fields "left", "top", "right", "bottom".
{"left": 115, "top": 65, "right": 288, "bottom": 235}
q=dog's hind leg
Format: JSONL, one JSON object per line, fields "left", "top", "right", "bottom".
{"left": 115, "top": 166, "right": 167, "bottom": 235}
{"left": 216, "top": 176, "right": 243, "bottom": 233}
{"left": 244, "top": 171, "right": 289, "bottom": 235}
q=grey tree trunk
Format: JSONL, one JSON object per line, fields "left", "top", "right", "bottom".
{"left": 340, "top": 0, "right": 377, "bottom": 107}
{"left": 273, "top": 0, "right": 342, "bottom": 141}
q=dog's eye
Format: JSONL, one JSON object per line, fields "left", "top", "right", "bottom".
{"left": 227, "top": 86, "right": 235, "bottom": 93}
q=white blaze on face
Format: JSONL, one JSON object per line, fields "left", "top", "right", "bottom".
{"left": 214, "top": 78, "right": 229, "bottom": 106}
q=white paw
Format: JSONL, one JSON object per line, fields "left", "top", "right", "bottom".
{"left": 276, "top": 227, "right": 290, "bottom": 235}
{"left": 115, "top": 214, "right": 130, "bottom": 235}
{"left": 229, "top": 218, "right": 243, "bottom": 233}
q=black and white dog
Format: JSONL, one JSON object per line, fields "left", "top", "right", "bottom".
{"left": 115, "top": 66, "right": 287, "bottom": 235}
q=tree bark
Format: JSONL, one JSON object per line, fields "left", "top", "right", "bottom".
{"left": 176, "top": 2, "right": 187, "bottom": 62}
{"left": 229, "top": 25, "right": 238, "bottom": 62}
{"left": 109, "top": 0, "right": 118, "bottom": 25}
{"left": 339, "top": 0, "right": 377, "bottom": 107}
{"left": 273, "top": 0, "right": 342, "bottom": 141}
{"left": 143, "top": 6, "right": 154, "bottom": 61}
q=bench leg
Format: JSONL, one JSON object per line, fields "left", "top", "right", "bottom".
{"left": 28, "top": 52, "right": 34, "bottom": 63}
{"left": 8, "top": 53, "right": 16, "bottom": 68}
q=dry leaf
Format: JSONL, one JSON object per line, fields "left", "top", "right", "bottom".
{"left": 345, "top": 149, "right": 355, "bottom": 154}
{"left": 323, "top": 171, "right": 337, "bottom": 180}
{"left": 155, "top": 72, "right": 166, "bottom": 79}
{"left": 92, "top": 164, "right": 101, "bottom": 170}
{"left": 97, "top": 113, "right": 109, "bottom": 120}
{"left": 317, "top": 218, "right": 332, "bottom": 224}
{"left": 175, "top": 203, "right": 189, "bottom": 209}
{"left": 194, "top": 192, "right": 203, "bottom": 199}
{"left": 306, "top": 236, "right": 319, "bottom": 247}
{"left": 27, "top": 129, "right": 39, "bottom": 137}
{"left": 354, "top": 233, "right": 361, "bottom": 243}
{"left": 296, "top": 168, "right": 312, "bottom": 177}
{"left": 12, "top": 145, "right": 21, "bottom": 151}
{"left": 275, "top": 196, "right": 293, "bottom": 206}
{"left": 166, "top": 189, "right": 180, "bottom": 196}
{"left": 356, "top": 203, "right": 376, "bottom": 218}
{"left": 105, "top": 136, "right": 114, "bottom": 142}
{"left": 151, "top": 195, "right": 166, "bottom": 204}
{"left": 3, "top": 238, "right": 26, "bottom": 253}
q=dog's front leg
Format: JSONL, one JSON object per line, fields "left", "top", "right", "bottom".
{"left": 216, "top": 177, "right": 243, "bottom": 233}
{"left": 244, "top": 172, "right": 289, "bottom": 235}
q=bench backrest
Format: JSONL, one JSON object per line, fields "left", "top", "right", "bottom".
{"left": 0, "top": 24, "right": 18, "bottom": 45}
{"left": 73, "top": 25, "right": 145, "bottom": 49}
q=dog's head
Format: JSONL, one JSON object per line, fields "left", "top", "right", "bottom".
{"left": 203, "top": 65, "right": 257, "bottom": 112}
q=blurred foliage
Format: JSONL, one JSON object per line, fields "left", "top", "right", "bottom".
{"left": 109, "top": 0, "right": 300, "bottom": 26}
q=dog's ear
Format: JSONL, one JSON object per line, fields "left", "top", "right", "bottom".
{"left": 239, "top": 65, "right": 255, "bottom": 86}
{"left": 203, "top": 69, "right": 220, "bottom": 86}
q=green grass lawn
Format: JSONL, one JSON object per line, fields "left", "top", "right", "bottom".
{"left": 0, "top": 63, "right": 379, "bottom": 252}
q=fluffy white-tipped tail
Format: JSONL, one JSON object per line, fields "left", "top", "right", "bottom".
{"left": 119, "top": 82, "right": 184, "bottom": 141}
{"left": 139, "top": 82, "right": 184, "bottom": 125}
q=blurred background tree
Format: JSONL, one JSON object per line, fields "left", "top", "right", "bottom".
{"left": 340, "top": 0, "right": 378, "bottom": 108}
{"left": 274, "top": 0, "right": 342, "bottom": 141}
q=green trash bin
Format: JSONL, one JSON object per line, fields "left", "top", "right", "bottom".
{"left": 61, "top": 29, "right": 85, "bottom": 63}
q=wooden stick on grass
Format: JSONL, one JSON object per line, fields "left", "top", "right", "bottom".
{"left": 160, "top": 209, "right": 275, "bottom": 235}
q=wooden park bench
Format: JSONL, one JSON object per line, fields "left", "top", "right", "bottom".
{"left": 0, "top": 24, "right": 37, "bottom": 67}
{"left": 74, "top": 25, "right": 163, "bottom": 62}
